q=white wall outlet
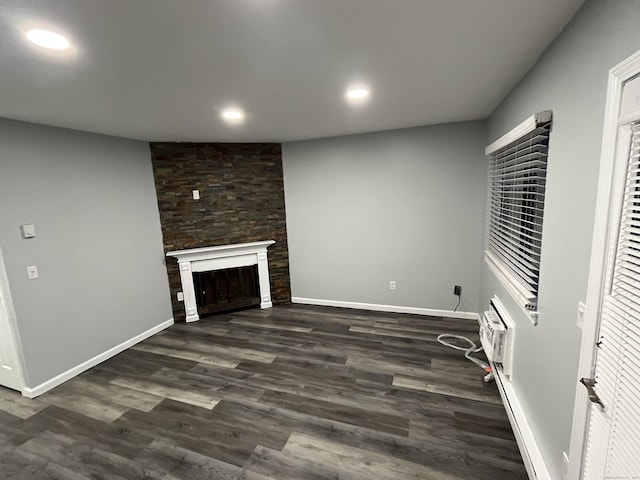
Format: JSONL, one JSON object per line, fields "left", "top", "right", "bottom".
{"left": 177, "top": 292, "right": 184, "bottom": 302}
{"left": 389, "top": 281, "right": 396, "bottom": 290}
{"left": 192, "top": 189, "right": 200, "bottom": 200}
{"left": 577, "top": 301, "right": 586, "bottom": 330}
{"left": 21, "top": 223, "right": 36, "bottom": 238}
{"left": 26, "top": 265, "right": 39, "bottom": 279}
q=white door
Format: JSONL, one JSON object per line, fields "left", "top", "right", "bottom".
{"left": 0, "top": 246, "right": 24, "bottom": 392}
{"left": 582, "top": 123, "right": 640, "bottom": 478}
{"left": 568, "top": 53, "right": 640, "bottom": 480}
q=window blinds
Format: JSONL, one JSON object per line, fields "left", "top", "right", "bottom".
{"left": 584, "top": 123, "right": 640, "bottom": 478}
{"left": 485, "top": 112, "right": 552, "bottom": 311}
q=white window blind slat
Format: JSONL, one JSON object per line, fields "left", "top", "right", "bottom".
{"left": 613, "top": 272, "right": 640, "bottom": 296}
{"left": 491, "top": 156, "right": 547, "bottom": 172}
{"left": 490, "top": 198, "right": 545, "bottom": 210}
{"left": 493, "top": 154, "right": 548, "bottom": 172}
{"left": 617, "top": 381, "right": 640, "bottom": 414}
{"left": 488, "top": 215, "right": 543, "bottom": 242}
{"left": 485, "top": 240, "right": 539, "bottom": 274}
{"left": 488, "top": 220, "right": 543, "bottom": 250}
{"left": 486, "top": 251, "right": 539, "bottom": 291}
{"left": 484, "top": 250, "right": 537, "bottom": 303}
{"left": 620, "top": 346, "right": 640, "bottom": 372}
{"left": 492, "top": 180, "right": 547, "bottom": 189}
{"left": 487, "top": 239, "right": 543, "bottom": 283}
{"left": 489, "top": 206, "right": 545, "bottom": 231}
{"left": 485, "top": 112, "right": 551, "bottom": 311}
{"left": 486, "top": 235, "right": 540, "bottom": 272}
{"left": 486, "top": 230, "right": 541, "bottom": 265}
{"left": 618, "top": 257, "right": 640, "bottom": 271}
{"left": 604, "top": 296, "right": 640, "bottom": 326}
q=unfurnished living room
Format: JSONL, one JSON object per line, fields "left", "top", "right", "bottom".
{"left": 1, "top": 1, "right": 640, "bottom": 479}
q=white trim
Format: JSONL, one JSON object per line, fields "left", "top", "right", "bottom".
{"left": 490, "top": 295, "right": 517, "bottom": 378}
{"left": 0, "top": 244, "right": 27, "bottom": 392}
{"left": 494, "top": 365, "right": 552, "bottom": 480}
{"left": 567, "top": 49, "right": 640, "bottom": 480}
{"left": 485, "top": 253, "right": 539, "bottom": 325}
{"left": 167, "top": 241, "right": 275, "bottom": 322}
{"left": 291, "top": 297, "right": 479, "bottom": 320}
{"left": 485, "top": 111, "right": 552, "bottom": 155}
{"left": 617, "top": 111, "right": 640, "bottom": 126}
{"left": 166, "top": 240, "right": 275, "bottom": 262}
{"left": 21, "top": 318, "right": 174, "bottom": 398}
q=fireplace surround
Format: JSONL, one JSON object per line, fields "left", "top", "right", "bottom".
{"left": 166, "top": 240, "right": 275, "bottom": 322}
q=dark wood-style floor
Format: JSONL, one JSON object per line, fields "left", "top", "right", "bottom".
{"left": 0, "top": 304, "right": 527, "bottom": 479}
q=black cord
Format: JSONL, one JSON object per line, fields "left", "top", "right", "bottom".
{"left": 453, "top": 295, "right": 461, "bottom": 312}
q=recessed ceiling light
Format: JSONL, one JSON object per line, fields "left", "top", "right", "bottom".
{"left": 346, "top": 87, "right": 370, "bottom": 102}
{"left": 346, "top": 88, "right": 369, "bottom": 99}
{"left": 26, "top": 29, "right": 70, "bottom": 50}
{"left": 221, "top": 108, "right": 245, "bottom": 123}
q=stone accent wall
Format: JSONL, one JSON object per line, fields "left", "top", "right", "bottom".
{"left": 150, "top": 142, "right": 291, "bottom": 322}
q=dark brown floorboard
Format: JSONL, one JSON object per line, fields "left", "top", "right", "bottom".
{"left": 0, "top": 304, "right": 527, "bottom": 479}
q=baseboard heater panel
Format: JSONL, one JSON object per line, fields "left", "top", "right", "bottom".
{"left": 480, "top": 295, "right": 516, "bottom": 378}
{"left": 494, "top": 366, "right": 552, "bottom": 480}
{"left": 485, "top": 295, "right": 551, "bottom": 480}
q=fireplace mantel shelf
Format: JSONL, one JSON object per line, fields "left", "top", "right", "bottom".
{"left": 166, "top": 241, "right": 275, "bottom": 262}
{"left": 166, "top": 240, "right": 275, "bottom": 322}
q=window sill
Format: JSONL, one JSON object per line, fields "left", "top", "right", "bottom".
{"left": 484, "top": 252, "right": 539, "bottom": 326}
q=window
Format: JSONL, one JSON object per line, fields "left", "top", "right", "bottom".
{"left": 484, "top": 111, "right": 552, "bottom": 321}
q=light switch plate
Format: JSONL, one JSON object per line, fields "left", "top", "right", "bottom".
{"left": 192, "top": 190, "right": 200, "bottom": 200}
{"left": 27, "top": 265, "right": 39, "bottom": 279}
{"left": 177, "top": 292, "right": 184, "bottom": 302}
{"left": 21, "top": 223, "right": 36, "bottom": 238}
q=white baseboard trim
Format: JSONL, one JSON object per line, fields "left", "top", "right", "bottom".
{"left": 21, "top": 318, "right": 174, "bottom": 399}
{"left": 291, "top": 297, "right": 479, "bottom": 321}
{"left": 494, "top": 366, "right": 551, "bottom": 480}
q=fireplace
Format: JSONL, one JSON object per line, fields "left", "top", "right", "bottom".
{"left": 193, "top": 265, "right": 260, "bottom": 316}
{"left": 166, "top": 240, "right": 275, "bottom": 322}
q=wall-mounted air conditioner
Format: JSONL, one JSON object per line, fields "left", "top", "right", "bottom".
{"left": 480, "top": 295, "right": 516, "bottom": 378}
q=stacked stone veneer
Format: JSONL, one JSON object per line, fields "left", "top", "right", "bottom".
{"left": 150, "top": 142, "right": 291, "bottom": 322}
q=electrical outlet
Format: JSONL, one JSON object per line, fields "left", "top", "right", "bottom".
{"left": 389, "top": 281, "right": 396, "bottom": 290}
{"left": 454, "top": 285, "right": 461, "bottom": 296}
{"left": 192, "top": 189, "right": 200, "bottom": 200}
{"left": 177, "top": 292, "right": 184, "bottom": 302}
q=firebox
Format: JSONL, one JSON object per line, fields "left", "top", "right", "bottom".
{"left": 193, "top": 265, "right": 260, "bottom": 316}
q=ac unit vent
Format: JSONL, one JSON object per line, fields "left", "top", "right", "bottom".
{"left": 481, "top": 296, "right": 516, "bottom": 378}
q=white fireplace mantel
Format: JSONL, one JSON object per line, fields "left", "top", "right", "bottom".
{"left": 166, "top": 240, "right": 275, "bottom": 322}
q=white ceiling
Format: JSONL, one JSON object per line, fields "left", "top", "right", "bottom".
{"left": 0, "top": 0, "right": 586, "bottom": 143}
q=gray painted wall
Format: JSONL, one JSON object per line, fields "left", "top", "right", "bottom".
{"left": 479, "top": 0, "right": 640, "bottom": 477}
{"left": 0, "top": 117, "right": 172, "bottom": 388}
{"left": 282, "top": 121, "right": 486, "bottom": 313}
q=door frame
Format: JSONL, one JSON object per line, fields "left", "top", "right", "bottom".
{"left": 567, "top": 49, "right": 640, "bottom": 480}
{"left": 0, "top": 243, "right": 26, "bottom": 393}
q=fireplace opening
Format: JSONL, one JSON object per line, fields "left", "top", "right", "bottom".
{"left": 193, "top": 265, "right": 261, "bottom": 316}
